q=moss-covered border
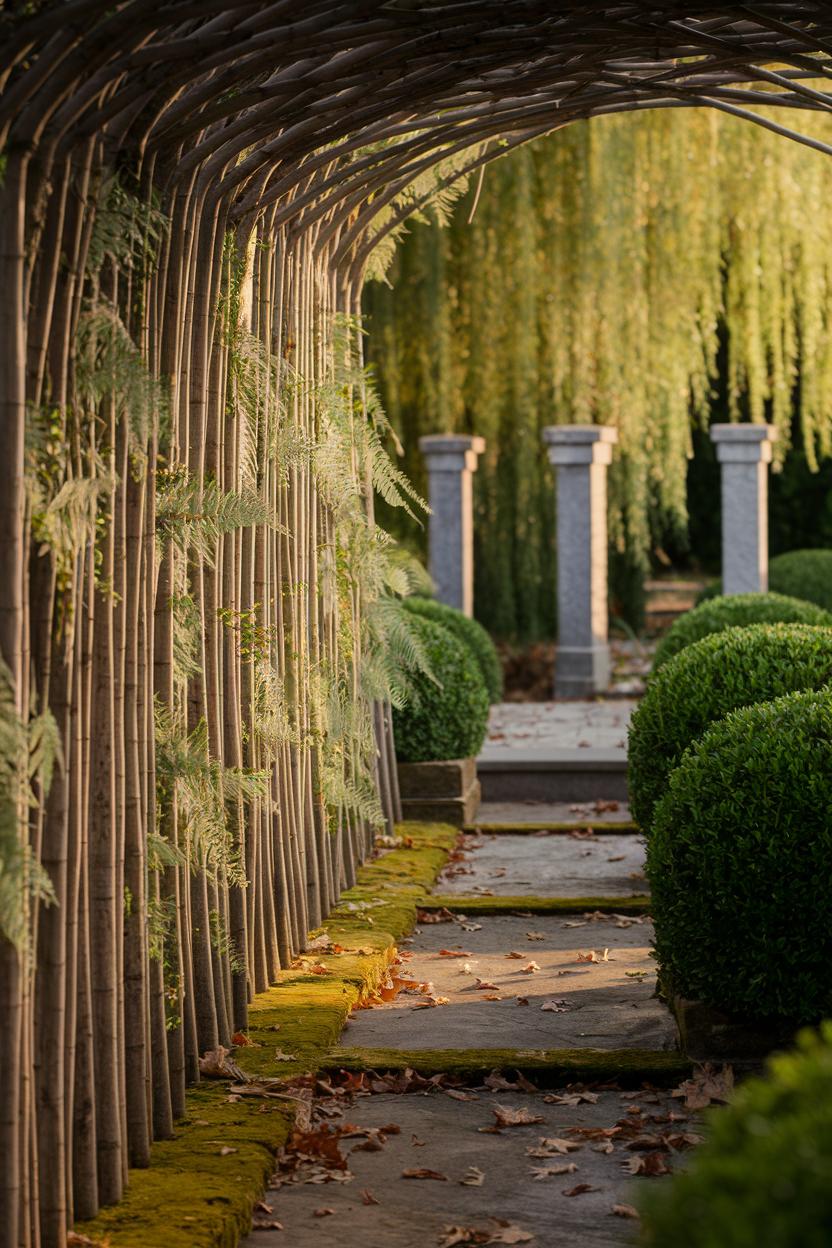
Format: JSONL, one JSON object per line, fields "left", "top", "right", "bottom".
{"left": 421, "top": 894, "right": 651, "bottom": 915}
{"left": 76, "top": 822, "right": 458, "bottom": 1248}
{"left": 467, "top": 821, "right": 639, "bottom": 834}
{"left": 328, "top": 1046, "right": 690, "bottom": 1086}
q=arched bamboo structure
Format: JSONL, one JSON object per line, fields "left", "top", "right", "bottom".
{"left": 3, "top": 5, "right": 832, "bottom": 1244}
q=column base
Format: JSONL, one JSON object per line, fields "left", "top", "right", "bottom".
{"left": 554, "top": 644, "right": 610, "bottom": 698}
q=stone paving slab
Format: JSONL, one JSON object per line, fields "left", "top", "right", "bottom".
{"left": 438, "top": 834, "right": 646, "bottom": 898}
{"left": 341, "top": 915, "right": 675, "bottom": 1053}
{"left": 474, "top": 800, "right": 634, "bottom": 828}
{"left": 484, "top": 701, "right": 636, "bottom": 752}
{"left": 241, "top": 1088, "right": 694, "bottom": 1248}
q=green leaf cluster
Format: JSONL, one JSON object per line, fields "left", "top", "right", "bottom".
{"left": 629, "top": 623, "right": 832, "bottom": 830}
{"left": 392, "top": 615, "right": 489, "bottom": 763}
{"left": 403, "top": 596, "right": 503, "bottom": 702}
{"left": 769, "top": 548, "right": 832, "bottom": 613}
{"left": 647, "top": 688, "right": 832, "bottom": 1023}
{"left": 642, "top": 1023, "right": 832, "bottom": 1248}
{"left": 651, "top": 592, "right": 832, "bottom": 671}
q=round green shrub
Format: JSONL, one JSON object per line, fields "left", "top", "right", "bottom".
{"left": 403, "top": 596, "right": 503, "bottom": 703}
{"left": 769, "top": 548, "right": 832, "bottom": 613}
{"left": 642, "top": 1023, "right": 832, "bottom": 1248}
{"left": 652, "top": 591, "right": 832, "bottom": 671}
{"left": 648, "top": 688, "right": 832, "bottom": 1023}
{"left": 393, "top": 615, "right": 490, "bottom": 763}
{"left": 629, "top": 624, "right": 832, "bottom": 831}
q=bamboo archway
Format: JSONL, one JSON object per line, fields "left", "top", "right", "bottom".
{"left": 3, "top": 6, "right": 832, "bottom": 1244}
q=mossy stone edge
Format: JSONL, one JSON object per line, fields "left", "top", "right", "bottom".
{"left": 422, "top": 894, "right": 652, "bottom": 914}
{"left": 76, "top": 821, "right": 458, "bottom": 1248}
{"left": 328, "top": 1046, "right": 691, "bottom": 1086}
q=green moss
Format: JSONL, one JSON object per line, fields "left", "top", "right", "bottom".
{"left": 465, "top": 821, "right": 639, "bottom": 834}
{"left": 328, "top": 1046, "right": 691, "bottom": 1086}
{"left": 422, "top": 894, "right": 651, "bottom": 915}
{"left": 77, "top": 822, "right": 457, "bottom": 1247}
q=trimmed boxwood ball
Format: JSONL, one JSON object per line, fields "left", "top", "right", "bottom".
{"left": 648, "top": 688, "right": 832, "bottom": 1024}
{"left": 641, "top": 1023, "right": 832, "bottom": 1248}
{"left": 769, "top": 547, "right": 832, "bottom": 613}
{"left": 392, "top": 615, "right": 489, "bottom": 763}
{"left": 629, "top": 623, "right": 832, "bottom": 831}
{"left": 652, "top": 591, "right": 832, "bottom": 671}
{"left": 403, "top": 596, "right": 503, "bottom": 702}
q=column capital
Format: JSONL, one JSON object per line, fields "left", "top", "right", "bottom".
{"left": 419, "top": 434, "right": 486, "bottom": 472}
{"left": 710, "top": 423, "right": 778, "bottom": 464}
{"left": 542, "top": 424, "right": 618, "bottom": 467}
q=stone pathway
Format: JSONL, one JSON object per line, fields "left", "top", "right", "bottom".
{"left": 484, "top": 702, "right": 636, "bottom": 752}
{"left": 242, "top": 808, "right": 691, "bottom": 1248}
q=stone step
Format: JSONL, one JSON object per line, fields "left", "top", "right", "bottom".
{"left": 470, "top": 799, "right": 636, "bottom": 833}
{"left": 477, "top": 746, "right": 628, "bottom": 803}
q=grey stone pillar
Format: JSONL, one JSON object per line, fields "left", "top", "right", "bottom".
{"left": 543, "top": 425, "right": 619, "bottom": 698}
{"left": 419, "top": 434, "right": 485, "bottom": 616}
{"left": 710, "top": 424, "right": 777, "bottom": 595}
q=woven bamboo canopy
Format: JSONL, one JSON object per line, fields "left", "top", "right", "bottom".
{"left": 3, "top": 6, "right": 832, "bottom": 1246}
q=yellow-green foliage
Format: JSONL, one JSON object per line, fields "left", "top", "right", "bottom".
{"left": 366, "top": 104, "right": 832, "bottom": 638}
{"left": 77, "top": 822, "right": 457, "bottom": 1247}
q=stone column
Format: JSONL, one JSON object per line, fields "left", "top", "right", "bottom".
{"left": 543, "top": 425, "right": 618, "bottom": 698}
{"left": 419, "top": 434, "right": 485, "bottom": 616}
{"left": 710, "top": 424, "right": 778, "bottom": 595}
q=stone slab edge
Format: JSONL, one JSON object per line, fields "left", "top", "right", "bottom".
{"left": 465, "top": 821, "right": 639, "bottom": 834}
{"left": 421, "top": 894, "right": 651, "bottom": 915}
{"left": 327, "top": 1046, "right": 690, "bottom": 1086}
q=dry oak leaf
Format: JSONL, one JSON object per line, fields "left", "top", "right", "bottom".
{"left": 611, "top": 1204, "right": 640, "bottom": 1220}
{"left": 198, "top": 1046, "right": 248, "bottom": 1081}
{"left": 672, "top": 1064, "right": 734, "bottom": 1110}
{"left": 563, "top": 1184, "right": 597, "bottom": 1197}
{"left": 402, "top": 1167, "right": 448, "bottom": 1181}
{"left": 623, "top": 1152, "right": 672, "bottom": 1177}
{"left": 447, "top": 1089, "right": 480, "bottom": 1102}
{"left": 313, "top": 1208, "right": 336, "bottom": 1217}
{"left": 417, "top": 907, "right": 456, "bottom": 924}
{"left": 506, "top": 951, "right": 526, "bottom": 960}
{"left": 521, "top": 962, "right": 540, "bottom": 974}
{"left": 543, "top": 1091, "right": 599, "bottom": 1107}
{"left": 439, "top": 949, "right": 474, "bottom": 958}
{"left": 530, "top": 1163, "right": 579, "bottom": 1179}
{"left": 438, "top": 1228, "right": 491, "bottom": 1247}
{"left": 492, "top": 1105, "right": 544, "bottom": 1128}
{"left": 475, "top": 978, "right": 500, "bottom": 991}
{"left": 361, "top": 1189, "right": 380, "bottom": 1206}
{"left": 592, "top": 1141, "right": 615, "bottom": 1155}
{"left": 273, "top": 1049, "right": 297, "bottom": 1062}
{"left": 526, "top": 932, "right": 546, "bottom": 941}
{"left": 540, "top": 999, "right": 570, "bottom": 1013}
{"left": 577, "top": 949, "right": 610, "bottom": 963}
{"left": 460, "top": 1166, "right": 486, "bottom": 1186}
{"left": 527, "top": 1137, "right": 582, "bottom": 1157}
{"left": 516, "top": 997, "right": 530, "bottom": 1006}
{"left": 488, "top": 1225, "right": 535, "bottom": 1245}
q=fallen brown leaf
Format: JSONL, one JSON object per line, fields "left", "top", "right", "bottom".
{"left": 313, "top": 1208, "right": 336, "bottom": 1217}
{"left": 527, "top": 1137, "right": 582, "bottom": 1157}
{"left": 361, "top": 1189, "right": 380, "bottom": 1206}
{"left": 611, "top": 1204, "right": 640, "bottom": 1220}
{"left": 402, "top": 1167, "right": 448, "bottom": 1181}
{"left": 530, "top": 1163, "right": 579, "bottom": 1179}
{"left": 672, "top": 1064, "right": 734, "bottom": 1110}
{"left": 439, "top": 949, "right": 473, "bottom": 958}
{"left": 460, "top": 1166, "right": 486, "bottom": 1186}
{"left": 623, "top": 1151, "right": 672, "bottom": 1176}
{"left": 540, "top": 999, "right": 570, "bottom": 1013}
{"left": 492, "top": 1105, "right": 544, "bottom": 1128}
{"left": 563, "top": 1183, "right": 597, "bottom": 1197}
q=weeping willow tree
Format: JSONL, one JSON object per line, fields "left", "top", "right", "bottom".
{"left": 365, "top": 106, "right": 832, "bottom": 639}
